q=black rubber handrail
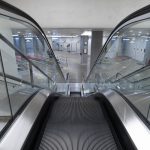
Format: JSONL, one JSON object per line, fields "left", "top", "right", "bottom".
{"left": 0, "top": 0, "right": 65, "bottom": 81}
{"left": 86, "top": 4, "right": 150, "bottom": 82}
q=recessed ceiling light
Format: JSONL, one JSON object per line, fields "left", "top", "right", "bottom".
{"left": 113, "top": 35, "right": 119, "bottom": 38}
{"left": 122, "top": 66, "right": 127, "bottom": 68}
{"left": 130, "top": 41, "right": 135, "bottom": 44}
{"left": 123, "top": 38, "right": 130, "bottom": 41}
{"left": 12, "top": 34, "right": 18, "bottom": 37}
{"left": 81, "top": 31, "right": 92, "bottom": 36}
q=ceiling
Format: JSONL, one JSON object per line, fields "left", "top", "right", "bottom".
{"left": 4, "top": 0, "right": 150, "bottom": 29}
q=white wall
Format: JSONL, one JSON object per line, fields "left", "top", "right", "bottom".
{"left": 0, "top": 19, "right": 19, "bottom": 78}
{"left": 5, "top": 0, "right": 150, "bottom": 28}
{"left": 123, "top": 38, "right": 146, "bottom": 63}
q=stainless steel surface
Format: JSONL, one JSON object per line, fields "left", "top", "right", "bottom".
{"left": 120, "top": 90, "right": 150, "bottom": 121}
{"left": 69, "top": 83, "right": 82, "bottom": 92}
{"left": 0, "top": 89, "right": 51, "bottom": 150}
{"left": 103, "top": 90, "right": 150, "bottom": 150}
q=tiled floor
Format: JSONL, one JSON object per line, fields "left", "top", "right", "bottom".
{"left": 54, "top": 51, "right": 90, "bottom": 83}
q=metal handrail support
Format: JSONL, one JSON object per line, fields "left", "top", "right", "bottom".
{"left": 66, "top": 73, "right": 70, "bottom": 96}
{"left": 0, "top": 34, "right": 54, "bottom": 84}
{"left": 81, "top": 84, "right": 84, "bottom": 97}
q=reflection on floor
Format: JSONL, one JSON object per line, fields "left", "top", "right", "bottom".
{"left": 54, "top": 51, "right": 90, "bottom": 83}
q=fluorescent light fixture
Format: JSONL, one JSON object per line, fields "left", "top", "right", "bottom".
{"left": 113, "top": 35, "right": 119, "bottom": 38}
{"left": 138, "top": 31, "right": 142, "bottom": 34}
{"left": 52, "top": 37, "right": 58, "bottom": 40}
{"left": 25, "top": 37, "right": 33, "bottom": 40}
{"left": 26, "top": 39, "right": 31, "bottom": 42}
{"left": 81, "top": 31, "right": 92, "bottom": 36}
{"left": 12, "top": 34, "right": 18, "bottom": 37}
{"left": 130, "top": 41, "right": 135, "bottom": 44}
{"left": 17, "top": 31, "right": 20, "bottom": 33}
{"left": 123, "top": 38, "right": 130, "bottom": 41}
{"left": 46, "top": 35, "right": 78, "bottom": 38}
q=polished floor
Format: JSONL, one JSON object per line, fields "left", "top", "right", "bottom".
{"left": 54, "top": 51, "right": 90, "bottom": 83}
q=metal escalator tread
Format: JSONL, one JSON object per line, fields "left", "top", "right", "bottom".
{"left": 38, "top": 97, "right": 118, "bottom": 150}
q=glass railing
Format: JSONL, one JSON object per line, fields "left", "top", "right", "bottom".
{"left": 85, "top": 5, "right": 150, "bottom": 124}
{"left": 0, "top": 1, "right": 65, "bottom": 134}
{"left": 0, "top": 1, "right": 65, "bottom": 83}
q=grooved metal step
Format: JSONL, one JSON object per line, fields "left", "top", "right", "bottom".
{"left": 39, "top": 97, "right": 118, "bottom": 150}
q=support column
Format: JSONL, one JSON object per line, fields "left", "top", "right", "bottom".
{"left": 80, "top": 36, "right": 89, "bottom": 65}
{"left": 90, "top": 31, "right": 103, "bottom": 68}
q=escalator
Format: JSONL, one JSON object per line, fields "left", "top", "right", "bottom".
{"left": 0, "top": 1, "right": 150, "bottom": 150}
{"left": 37, "top": 96, "right": 120, "bottom": 150}
{"left": 19, "top": 92, "right": 135, "bottom": 150}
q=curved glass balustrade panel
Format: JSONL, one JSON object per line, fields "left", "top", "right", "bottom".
{"left": 86, "top": 14, "right": 150, "bottom": 124}
{"left": 87, "top": 18, "right": 150, "bottom": 90}
{"left": 0, "top": 1, "right": 64, "bottom": 134}
{"left": 0, "top": 6, "right": 65, "bottom": 83}
{"left": 0, "top": 59, "right": 12, "bottom": 133}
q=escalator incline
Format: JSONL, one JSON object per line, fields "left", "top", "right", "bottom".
{"left": 38, "top": 96, "right": 119, "bottom": 150}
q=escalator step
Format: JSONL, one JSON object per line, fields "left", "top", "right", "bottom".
{"left": 38, "top": 97, "right": 118, "bottom": 150}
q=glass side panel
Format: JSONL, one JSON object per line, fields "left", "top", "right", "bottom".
{"left": 32, "top": 66, "right": 48, "bottom": 88}
{"left": 87, "top": 19, "right": 150, "bottom": 123}
{"left": 0, "top": 40, "right": 31, "bottom": 82}
{"left": 0, "top": 51, "right": 12, "bottom": 132}
{"left": 88, "top": 19, "right": 150, "bottom": 87}
{"left": 6, "top": 78, "right": 36, "bottom": 115}
{"left": 0, "top": 12, "right": 64, "bottom": 83}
